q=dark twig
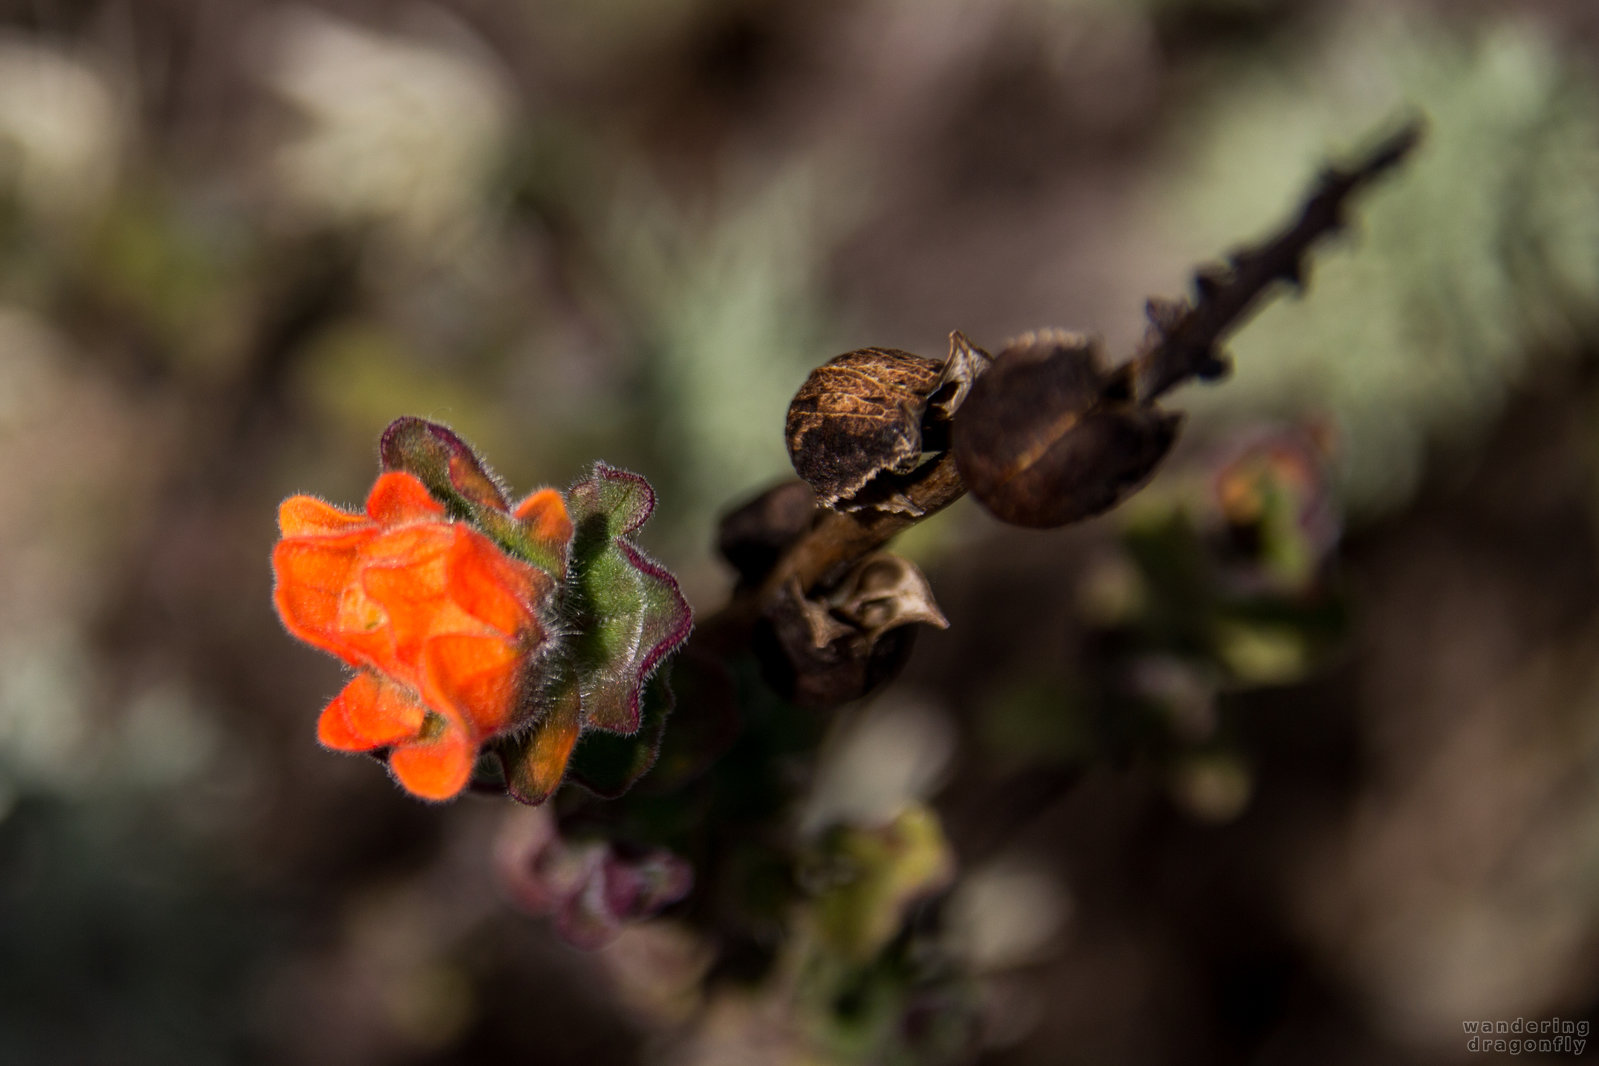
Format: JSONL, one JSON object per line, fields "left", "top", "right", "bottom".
{"left": 1131, "top": 118, "right": 1425, "bottom": 402}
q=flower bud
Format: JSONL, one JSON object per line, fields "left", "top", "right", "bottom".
{"left": 497, "top": 808, "right": 692, "bottom": 950}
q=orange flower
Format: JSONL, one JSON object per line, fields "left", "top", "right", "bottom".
{"left": 272, "top": 470, "right": 568, "bottom": 801}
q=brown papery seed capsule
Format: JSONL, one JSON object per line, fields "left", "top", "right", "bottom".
{"left": 716, "top": 479, "right": 818, "bottom": 586}
{"left": 785, "top": 348, "right": 944, "bottom": 510}
{"left": 953, "top": 331, "right": 1181, "bottom": 528}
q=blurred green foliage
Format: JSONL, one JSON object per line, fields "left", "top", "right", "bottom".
{"left": 1164, "top": 11, "right": 1599, "bottom": 509}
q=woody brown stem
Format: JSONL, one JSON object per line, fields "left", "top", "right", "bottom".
{"left": 759, "top": 453, "right": 965, "bottom": 600}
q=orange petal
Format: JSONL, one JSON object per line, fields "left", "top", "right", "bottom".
{"left": 446, "top": 531, "right": 544, "bottom": 638}
{"left": 272, "top": 534, "right": 371, "bottom": 664}
{"left": 315, "top": 672, "right": 424, "bottom": 750}
{"left": 506, "top": 689, "right": 582, "bottom": 805}
{"left": 361, "top": 523, "right": 456, "bottom": 581}
{"left": 357, "top": 675, "right": 428, "bottom": 746}
{"left": 366, "top": 470, "right": 447, "bottom": 526}
{"left": 513, "top": 489, "right": 574, "bottom": 551}
{"left": 279, "top": 495, "right": 370, "bottom": 537}
{"left": 317, "top": 677, "right": 374, "bottom": 751}
{"left": 389, "top": 725, "right": 475, "bottom": 801}
{"left": 360, "top": 535, "right": 471, "bottom": 665}
{"left": 420, "top": 632, "right": 524, "bottom": 735}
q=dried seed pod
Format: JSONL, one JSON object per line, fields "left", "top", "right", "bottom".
{"left": 953, "top": 330, "right": 1181, "bottom": 528}
{"left": 829, "top": 553, "right": 949, "bottom": 641}
{"left": 927, "top": 330, "right": 994, "bottom": 422}
{"left": 757, "top": 609, "right": 918, "bottom": 710}
{"left": 716, "top": 479, "right": 818, "bottom": 586}
{"left": 786, "top": 347, "right": 944, "bottom": 512}
{"left": 756, "top": 553, "right": 948, "bottom": 709}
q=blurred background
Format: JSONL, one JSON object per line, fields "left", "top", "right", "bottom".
{"left": 2, "top": 0, "right": 1598, "bottom": 1063}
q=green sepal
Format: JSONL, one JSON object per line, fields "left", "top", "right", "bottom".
{"left": 380, "top": 416, "right": 509, "bottom": 515}
{"left": 566, "top": 675, "right": 673, "bottom": 798}
{"left": 565, "top": 463, "right": 694, "bottom": 735}
{"left": 490, "top": 678, "right": 585, "bottom": 806}
{"left": 379, "top": 416, "right": 571, "bottom": 577}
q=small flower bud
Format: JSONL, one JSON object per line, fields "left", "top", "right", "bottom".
{"left": 497, "top": 809, "right": 692, "bottom": 950}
